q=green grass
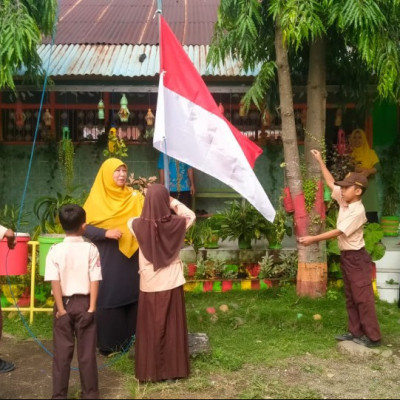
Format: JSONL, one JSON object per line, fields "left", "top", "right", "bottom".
{"left": 3, "top": 310, "right": 53, "bottom": 340}
{"left": 3, "top": 284, "right": 400, "bottom": 398}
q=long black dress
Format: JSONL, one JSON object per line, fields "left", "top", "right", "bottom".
{"left": 85, "top": 225, "right": 139, "bottom": 354}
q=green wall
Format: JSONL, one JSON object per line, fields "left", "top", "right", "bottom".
{"left": 2, "top": 136, "right": 397, "bottom": 236}
{"left": 0, "top": 142, "right": 285, "bottom": 233}
{"left": 373, "top": 100, "right": 398, "bottom": 146}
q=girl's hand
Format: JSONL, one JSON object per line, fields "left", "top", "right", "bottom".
{"left": 106, "top": 229, "right": 123, "bottom": 240}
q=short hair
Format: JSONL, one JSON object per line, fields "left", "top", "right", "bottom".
{"left": 58, "top": 204, "right": 86, "bottom": 233}
{"left": 359, "top": 186, "right": 367, "bottom": 195}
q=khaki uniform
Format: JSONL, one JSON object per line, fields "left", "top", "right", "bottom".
{"left": 332, "top": 185, "right": 381, "bottom": 341}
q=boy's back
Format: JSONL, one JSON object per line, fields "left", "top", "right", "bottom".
{"left": 44, "top": 204, "right": 102, "bottom": 399}
{"left": 45, "top": 237, "right": 101, "bottom": 295}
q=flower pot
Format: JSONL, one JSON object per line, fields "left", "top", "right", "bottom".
{"left": 187, "top": 263, "right": 197, "bottom": 278}
{"left": 204, "top": 231, "right": 220, "bottom": 249}
{"left": 380, "top": 216, "right": 399, "bottom": 237}
{"left": 0, "top": 233, "right": 30, "bottom": 275}
{"left": 238, "top": 235, "right": 252, "bottom": 250}
{"left": 222, "top": 280, "right": 233, "bottom": 292}
{"left": 245, "top": 263, "right": 260, "bottom": 279}
{"left": 267, "top": 243, "right": 283, "bottom": 250}
{"left": 38, "top": 234, "right": 65, "bottom": 276}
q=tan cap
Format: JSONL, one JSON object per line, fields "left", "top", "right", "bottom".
{"left": 335, "top": 172, "right": 368, "bottom": 189}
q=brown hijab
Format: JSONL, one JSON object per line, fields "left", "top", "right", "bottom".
{"left": 131, "top": 184, "right": 187, "bottom": 271}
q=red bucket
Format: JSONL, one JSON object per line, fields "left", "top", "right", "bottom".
{"left": 0, "top": 233, "right": 30, "bottom": 275}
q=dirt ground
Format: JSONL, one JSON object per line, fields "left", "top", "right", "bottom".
{"left": 1, "top": 334, "right": 400, "bottom": 399}
{"left": 0, "top": 334, "right": 131, "bottom": 399}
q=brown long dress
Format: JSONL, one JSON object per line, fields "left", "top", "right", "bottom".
{"left": 129, "top": 184, "right": 195, "bottom": 382}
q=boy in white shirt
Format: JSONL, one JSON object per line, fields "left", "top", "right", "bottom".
{"left": 45, "top": 205, "right": 102, "bottom": 399}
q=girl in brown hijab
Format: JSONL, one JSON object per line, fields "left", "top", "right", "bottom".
{"left": 128, "top": 183, "right": 196, "bottom": 382}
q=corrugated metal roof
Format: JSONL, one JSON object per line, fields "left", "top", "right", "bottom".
{"left": 45, "top": 0, "right": 221, "bottom": 45}
{"left": 37, "top": 44, "right": 259, "bottom": 77}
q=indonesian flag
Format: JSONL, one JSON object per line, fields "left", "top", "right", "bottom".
{"left": 153, "top": 16, "right": 276, "bottom": 222}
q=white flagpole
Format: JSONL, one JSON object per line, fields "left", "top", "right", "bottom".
{"left": 155, "top": 0, "right": 170, "bottom": 191}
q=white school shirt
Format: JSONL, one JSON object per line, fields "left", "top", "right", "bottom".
{"left": 44, "top": 236, "right": 102, "bottom": 296}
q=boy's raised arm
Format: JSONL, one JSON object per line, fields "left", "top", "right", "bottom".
{"left": 310, "top": 149, "right": 335, "bottom": 191}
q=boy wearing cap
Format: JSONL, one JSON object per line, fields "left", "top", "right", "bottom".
{"left": 298, "top": 149, "right": 381, "bottom": 348}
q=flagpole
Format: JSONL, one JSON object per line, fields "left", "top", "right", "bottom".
{"left": 155, "top": 0, "right": 170, "bottom": 192}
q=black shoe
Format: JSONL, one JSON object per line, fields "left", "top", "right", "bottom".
{"left": 353, "top": 335, "right": 381, "bottom": 348}
{"left": 0, "top": 359, "right": 15, "bottom": 373}
{"left": 335, "top": 332, "right": 357, "bottom": 341}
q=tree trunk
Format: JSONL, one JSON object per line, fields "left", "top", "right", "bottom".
{"left": 275, "top": 24, "right": 327, "bottom": 298}
{"left": 274, "top": 20, "right": 302, "bottom": 198}
{"left": 297, "top": 37, "right": 328, "bottom": 297}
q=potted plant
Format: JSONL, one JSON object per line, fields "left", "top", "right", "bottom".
{"left": 215, "top": 199, "right": 262, "bottom": 249}
{"left": 33, "top": 188, "right": 88, "bottom": 275}
{"left": 258, "top": 207, "right": 293, "bottom": 249}
{"left": 0, "top": 203, "right": 31, "bottom": 276}
{"left": 127, "top": 173, "right": 158, "bottom": 194}
{"left": 258, "top": 251, "right": 298, "bottom": 286}
{"left": 58, "top": 127, "right": 75, "bottom": 193}
{"left": 221, "top": 264, "right": 239, "bottom": 292}
{"left": 198, "top": 216, "right": 221, "bottom": 249}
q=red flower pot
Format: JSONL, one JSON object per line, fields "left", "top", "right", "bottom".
{"left": 0, "top": 233, "right": 30, "bottom": 276}
{"left": 187, "top": 263, "right": 197, "bottom": 278}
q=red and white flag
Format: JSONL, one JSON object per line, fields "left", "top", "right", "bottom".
{"left": 153, "top": 16, "right": 275, "bottom": 222}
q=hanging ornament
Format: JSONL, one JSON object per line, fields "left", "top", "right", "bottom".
{"left": 118, "top": 94, "right": 130, "bottom": 122}
{"left": 62, "top": 126, "right": 70, "bottom": 139}
{"left": 145, "top": 108, "right": 155, "bottom": 126}
{"left": 43, "top": 109, "right": 53, "bottom": 127}
{"left": 15, "top": 101, "right": 26, "bottom": 129}
{"left": 239, "top": 100, "right": 247, "bottom": 117}
{"left": 218, "top": 103, "right": 224, "bottom": 114}
{"left": 97, "top": 98, "right": 105, "bottom": 120}
{"left": 334, "top": 108, "right": 342, "bottom": 127}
